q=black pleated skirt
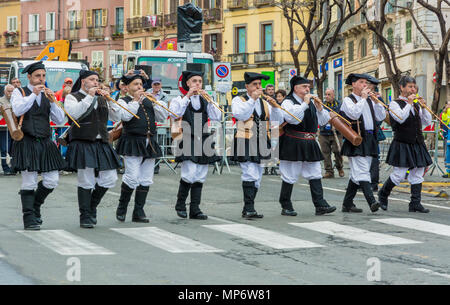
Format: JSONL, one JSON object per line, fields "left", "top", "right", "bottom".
{"left": 11, "top": 135, "right": 66, "bottom": 173}
{"left": 278, "top": 134, "right": 324, "bottom": 162}
{"left": 116, "top": 135, "right": 162, "bottom": 159}
{"left": 65, "top": 140, "right": 121, "bottom": 171}
{"left": 230, "top": 136, "right": 271, "bottom": 164}
{"left": 341, "top": 132, "right": 378, "bottom": 157}
{"left": 386, "top": 140, "right": 432, "bottom": 168}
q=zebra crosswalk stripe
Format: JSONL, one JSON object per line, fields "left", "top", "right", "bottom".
{"left": 203, "top": 224, "right": 324, "bottom": 249}
{"left": 373, "top": 218, "right": 450, "bottom": 237}
{"left": 16, "top": 230, "right": 115, "bottom": 256}
{"left": 110, "top": 227, "right": 223, "bottom": 253}
{"left": 289, "top": 221, "right": 421, "bottom": 246}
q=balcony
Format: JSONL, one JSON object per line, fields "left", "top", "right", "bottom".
{"left": 4, "top": 35, "right": 18, "bottom": 47}
{"left": 142, "top": 15, "right": 162, "bottom": 29}
{"left": 164, "top": 13, "right": 177, "bottom": 27}
{"left": 253, "top": 0, "right": 275, "bottom": 7}
{"left": 254, "top": 50, "right": 275, "bottom": 64}
{"left": 63, "top": 28, "right": 80, "bottom": 41}
{"left": 126, "top": 17, "right": 142, "bottom": 32}
{"left": 45, "top": 29, "right": 56, "bottom": 42}
{"left": 203, "top": 8, "right": 221, "bottom": 23}
{"left": 227, "top": 0, "right": 248, "bottom": 10}
{"left": 228, "top": 53, "right": 249, "bottom": 65}
{"left": 88, "top": 27, "right": 105, "bottom": 40}
{"left": 110, "top": 25, "right": 124, "bottom": 39}
{"left": 27, "top": 31, "right": 40, "bottom": 44}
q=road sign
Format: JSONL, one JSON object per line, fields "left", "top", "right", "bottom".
{"left": 231, "top": 87, "right": 239, "bottom": 95}
{"left": 213, "top": 62, "right": 232, "bottom": 83}
{"left": 289, "top": 68, "right": 297, "bottom": 80}
{"left": 178, "top": 74, "right": 188, "bottom": 95}
{"left": 216, "top": 64, "right": 229, "bottom": 79}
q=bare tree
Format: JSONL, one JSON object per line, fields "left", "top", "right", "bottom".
{"left": 277, "top": 0, "right": 368, "bottom": 99}
{"left": 392, "top": 0, "right": 450, "bottom": 112}
{"left": 363, "top": 0, "right": 404, "bottom": 98}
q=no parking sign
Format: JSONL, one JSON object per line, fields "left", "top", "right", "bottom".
{"left": 213, "top": 62, "right": 232, "bottom": 83}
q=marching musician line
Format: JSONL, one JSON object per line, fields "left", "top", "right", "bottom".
{"left": 5, "top": 62, "right": 439, "bottom": 230}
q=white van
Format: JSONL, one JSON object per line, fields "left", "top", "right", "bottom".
{"left": 8, "top": 60, "right": 88, "bottom": 91}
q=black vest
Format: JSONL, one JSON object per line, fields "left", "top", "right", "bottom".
{"left": 340, "top": 94, "right": 377, "bottom": 135}
{"left": 20, "top": 87, "right": 52, "bottom": 138}
{"left": 391, "top": 99, "right": 424, "bottom": 144}
{"left": 182, "top": 95, "right": 210, "bottom": 139}
{"left": 121, "top": 96, "right": 157, "bottom": 137}
{"left": 284, "top": 94, "right": 318, "bottom": 133}
{"left": 69, "top": 91, "right": 109, "bottom": 142}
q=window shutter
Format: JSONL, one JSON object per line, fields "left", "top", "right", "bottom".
{"left": 204, "top": 0, "right": 210, "bottom": 9}
{"left": 86, "top": 10, "right": 93, "bottom": 27}
{"left": 204, "top": 34, "right": 210, "bottom": 53}
{"left": 102, "top": 9, "right": 108, "bottom": 27}
{"left": 217, "top": 33, "right": 222, "bottom": 55}
{"left": 76, "top": 11, "right": 82, "bottom": 29}
{"left": 216, "top": 0, "right": 221, "bottom": 8}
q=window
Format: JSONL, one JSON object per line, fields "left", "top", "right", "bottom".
{"left": 68, "top": 11, "right": 77, "bottom": 30}
{"left": 29, "top": 14, "right": 39, "bottom": 42}
{"left": 349, "top": 0, "right": 355, "bottom": 11}
{"left": 406, "top": 20, "right": 412, "bottom": 43}
{"left": 116, "top": 8, "right": 124, "bottom": 33}
{"left": 235, "top": 26, "right": 246, "bottom": 53}
{"left": 359, "top": 38, "right": 367, "bottom": 58}
{"left": 387, "top": 28, "right": 394, "bottom": 45}
{"left": 132, "top": 41, "right": 142, "bottom": 50}
{"left": 211, "top": 34, "right": 217, "bottom": 51}
{"left": 46, "top": 12, "right": 56, "bottom": 41}
{"left": 152, "top": 39, "right": 160, "bottom": 49}
{"left": 149, "top": 0, "right": 160, "bottom": 14}
{"left": 372, "top": 33, "right": 377, "bottom": 50}
{"left": 92, "top": 51, "right": 104, "bottom": 68}
{"left": 348, "top": 41, "right": 354, "bottom": 62}
{"left": 335, "top": 72, "right": 342, "bottom": 102}
{"left": 261, "top": 23, "right": 273, "bottom": 51}
{"left": 132, "top": 0, "right": 142, "bottom": 17}
{"left": 94, "top": 9, "right": 103, "bottom": 28}
{"left": 7, "top": 16, "right": 17, "bottom": 32}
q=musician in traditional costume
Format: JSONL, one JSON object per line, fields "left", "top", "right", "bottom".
{"left": 231, "top": 72, "right": 284, "bottom": 219}
{"left": 169, "top": 71, "right": 222, "bottom": 220}
{"left": 115, "top": 74, "right": 168, "bottom": 222}
{"left": 378, "top": 76, "right": 432, "bottom": 213}
{"left": 10, "top": 62, "right": 66, "bottom": 230}
{"left": 64, "top": 70, "right": 122, "bottom": 228}
{"left": 277, "top": 76, "right": 336, "bottom": 216}
{"left": 340, "top": 73, "right": 386, "bottom": 213}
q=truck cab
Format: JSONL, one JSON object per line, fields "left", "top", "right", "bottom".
{"left": 8, "top": 60, "right": 88, "bottom": 91}
{"left": 110, "top": 50, "right": 215, "bottom": 101}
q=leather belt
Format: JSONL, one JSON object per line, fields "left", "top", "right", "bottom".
{"left": 285, "top": 129, "right": 316, "bottom": 140}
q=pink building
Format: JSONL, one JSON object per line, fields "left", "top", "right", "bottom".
{"left": 21, "top": 0, "right": 124, "bottom": 81}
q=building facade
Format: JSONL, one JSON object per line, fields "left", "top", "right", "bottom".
{"left": 0, "top": 0, "right": 21, "bottom": 58}
{"left": 223, "top": 0, "right": 307, "bottom": 92}
{"left": 124, "top": 0, "right": 223, "bottom": 61}
{"left": 20, "top": 0, "right": 124, "bottom": 81}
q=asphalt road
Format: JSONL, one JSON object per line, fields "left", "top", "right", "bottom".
{"left": 0, "top": 163, "right": 449, "bottom": 285}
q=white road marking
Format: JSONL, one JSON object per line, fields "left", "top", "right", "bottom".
{"left": 111, "top": 227, "right": 223, "bottom": 253}
{"left": 411, "top": 268, "right": 450, "bottom": 280}
{"left": 203, "top": 224, "right": 324, "bottom": 249}
{"left": 16, "top": 230, "right": 115, "bottom": 256}
{"left": 289, "top": 221, "right": 421, "bottom": 246}
{"left": 207, "top": 216, "right": 236, "bottom": 224}
{"left": 0, "top": 251, "right": 4, "bottom": 258}
{"left": 373, "top": 218, "right": 450, "bottom": 237}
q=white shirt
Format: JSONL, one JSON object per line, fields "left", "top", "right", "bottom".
{"left": 390, "top": 96, "right": 432, "bottom": 126}
{"left": 64, "top": 89, "right": 122, "bottom": 122}
{"left": 11, "top": 84, "right": 65, "bottom": 125}
{"left": 231, "top": 93, "right": 284, "bottom": 125}
{"left": 280, "top": 93, "right": 330, "bottom": 126}
{"left": 169, "top": 95, "right": 222, "bottom": 121}
{"left": 117, "top": 95, "right": 169, "bottom": 123}
{"left": 340, "top": 93, "right": 386, "bottom": 130}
